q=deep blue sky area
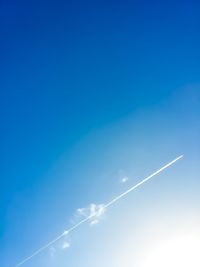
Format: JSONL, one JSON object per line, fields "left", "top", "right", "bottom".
{"left": 1, "top": 1, "right": 200, "bottom": 267}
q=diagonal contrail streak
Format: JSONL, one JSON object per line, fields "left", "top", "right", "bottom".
{"left": 104, "top": 155, "right": 183, "bottom": 209}
{"left": 15, "top": 155, "right": 183, "bottom": 267}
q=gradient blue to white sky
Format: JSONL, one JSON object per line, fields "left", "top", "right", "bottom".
{"left": 1, "top": 1, "right": 200, "bottom": 267}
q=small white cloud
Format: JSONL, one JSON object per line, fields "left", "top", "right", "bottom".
{"left": 121, "top": 176, "right": 129, "bottom": 183}
{"left": 89, "top": 203, "right": 105, "bottom": 225}
{"left": 62, "top": 241, "right": 70, "bottom": 250}
{"left": 90, "top": 219, "right": 99, "bottom": 225}
{"left": 76, "top": 203, "right": 105, "bottom": 226}
{"left": 63, "top": 230, "right": 69, "bottom": 236}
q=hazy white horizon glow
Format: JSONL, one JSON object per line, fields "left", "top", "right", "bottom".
{"left": 15, "top": 155, "right": 183, "bottom": 267}
{"left": 139, "top": 230, "right": 200, "bottom": 267}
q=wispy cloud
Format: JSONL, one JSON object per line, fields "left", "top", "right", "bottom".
{"left": 76, "top": 203, "right": 105, "bottom": 226}
{"left": 49, "top": 233, "right": 70, "bottom": 256}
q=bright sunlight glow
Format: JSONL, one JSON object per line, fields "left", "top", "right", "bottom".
{"left": 140, "top": 230, "right": 200, "bottom": 267}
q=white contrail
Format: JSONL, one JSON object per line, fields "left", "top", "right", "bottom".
{"left": 15, "top": 155, "right": 183, "bottom": 267}
{"left": 104, "top": 155, "right": 183, "bottom": 209}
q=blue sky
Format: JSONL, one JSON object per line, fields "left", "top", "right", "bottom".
{"left": 1, "top": 1, "right": 200, "bottom": 267}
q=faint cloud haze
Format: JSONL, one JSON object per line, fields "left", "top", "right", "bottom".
{"left": 49, "top": 246, "right": 56, "bottom": 257}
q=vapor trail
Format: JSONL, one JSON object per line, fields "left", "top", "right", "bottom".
{"left": 15, "top": 155, "right": 183, "bottom": 267}
{"left": 104, "top": 155, "right": 183, "bottom": 209}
